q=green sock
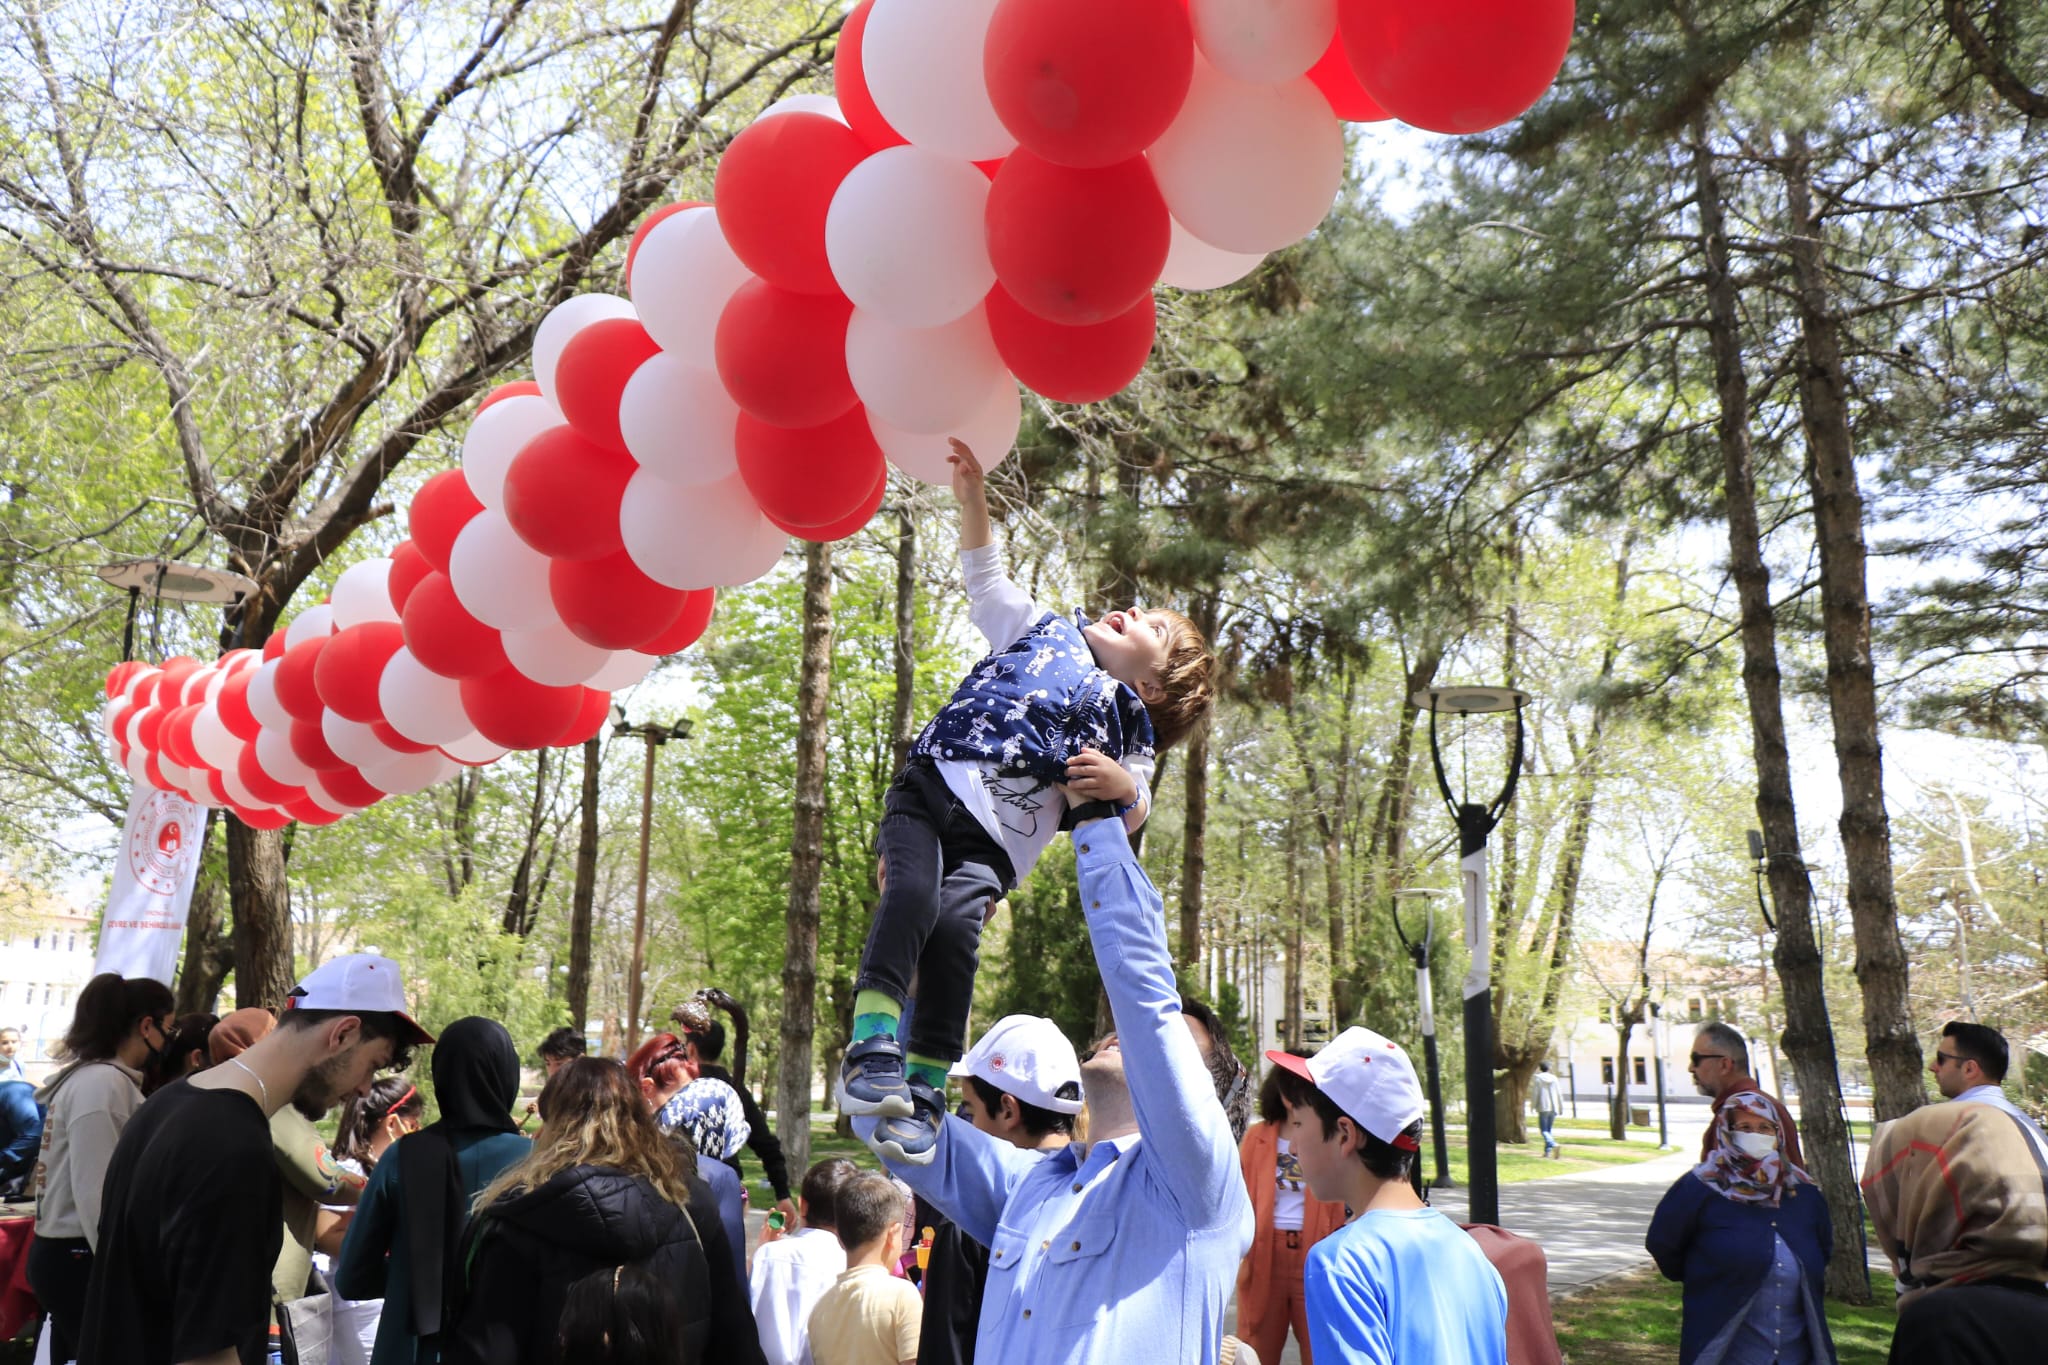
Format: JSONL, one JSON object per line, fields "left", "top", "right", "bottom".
{"left": 853, "top": 991, "right": 902, "bottom": 1043}
{"left": 907, "top": 1054, "right": 950, "bottom": 1091}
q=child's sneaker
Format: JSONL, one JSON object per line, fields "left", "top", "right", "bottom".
{"left": 865, "top": 1078, "right": 945, "bottom": 1166}
{"left": 836, "top": 1033, "right": 914, "bottom": 1118}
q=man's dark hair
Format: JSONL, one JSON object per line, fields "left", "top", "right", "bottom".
{"left": 1272, "top": 1067, "right": 1420, "bottom": 1182}
{"left": 1695, "top": 1021, "right": 1749, "bottom": 1074}
{"left": 833, "top": 1172, "right": 906, "bottom": 1254}
{"left": 1941, "top": 1021, "right": 2009, "bottom": 1082}
{"left": 278, "top": 1007, "right": 418, "bottom": 1073}
{"left": 966, "top": 1074, "right": 1077, "bottom": 1138}
{"left": 1257, "top": 1052, "right": 1314, "bottom": 1125}
{"left": 799, "top": 1156, "right": 859, "bottom": 1230}
{"left": 1539, "top": 1062, "right": 1551, "bottom": 1073}
{"left": 681, "top": 1015, "right": 726, "bottom": 1062}
{"left": 1180, "top": 994, "right": 1249, "bottom": 1141}
{"left": 537, "top": 1026, "right": 586, "bottom": 1064}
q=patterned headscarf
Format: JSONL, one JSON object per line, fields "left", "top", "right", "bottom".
{"left": 1692, "top": 1091, "right": 1812, "bottom": 1208}
{"left": 658, "top": 1076, "right": 751, "bottom": 1160}
{"left": 1862, "top": 1101, "right": 2048, "bottom": 1304}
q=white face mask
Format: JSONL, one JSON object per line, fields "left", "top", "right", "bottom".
{"left": 1731, "top": 1131, "right": 1778, "bottom": 1160}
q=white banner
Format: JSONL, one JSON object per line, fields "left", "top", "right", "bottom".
{"left": 94, "top": 784, "right": 203, "bottom": 984}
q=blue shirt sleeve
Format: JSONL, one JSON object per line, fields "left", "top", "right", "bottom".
{"left": 0, "top": 1083, "right": 42, "bottom": 1177}
{"left": 854, "top": 1111, "right": 1038, "bottom": 1248}
{"left": 1305, "top": 1242, "right": 1393, "bottom": 1365}
{"left": 334, "top": 1147, "right": 398, "bottom": 1302}
{"left": 1645, "top": 1174, "right": 1703, "bottom": 1283}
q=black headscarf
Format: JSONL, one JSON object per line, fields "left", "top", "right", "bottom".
{"left": 400, "top": 1015, "right": 524, "bottom": 1339}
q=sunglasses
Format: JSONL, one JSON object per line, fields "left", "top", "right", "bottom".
{"left": 1688, "top": 1052, "right": 1728, "bottom": 1067}
{"left": 1933, "top": 1051, "right": 1961, "bottom": 1067}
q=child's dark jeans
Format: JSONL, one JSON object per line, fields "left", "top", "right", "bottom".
{"left": 856, "top": 757, "right": 1017, "bottom": 1063}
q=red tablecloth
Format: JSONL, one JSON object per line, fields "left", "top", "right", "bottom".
{"left": 0, "top": 1215, "right": 39, "bottom": 1340}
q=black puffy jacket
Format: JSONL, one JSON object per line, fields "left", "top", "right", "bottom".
{"left": 442, "top": 1163, "right": 766, "bottom": 1365}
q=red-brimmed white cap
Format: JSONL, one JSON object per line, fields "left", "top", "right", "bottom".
{"left": 949, "top": 1014, "right": 1085, "bottom": 1115}
{"left": 1266, "top": 1027, "right": 1423, "bottom": 1149}
{"left": 285, "top": 953, "right": 435, "bottom": 1046}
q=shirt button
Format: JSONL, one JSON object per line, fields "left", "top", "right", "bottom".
{"left": 1072, "top": 1183, "right": 1083, "bottom": 1193}
{"left": 1080, "top": 844, "right": 1090, "bottom": 853}
{"left": 1091, "top": 901, "right": 1100, "bottom": 909}
{"left": 1023, "top": 1310, "right": 1032, "bottom": 1320}
{"left": 1070, "top": 1240, "right": 1081, "bottom": 1251}
{"left": 1041, "top": 1240, "right": 1050, "bottom": 1250}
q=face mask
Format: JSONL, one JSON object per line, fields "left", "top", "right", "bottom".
{"left": 1731, "top": 1132, "right": 1777, "bottom": 1160}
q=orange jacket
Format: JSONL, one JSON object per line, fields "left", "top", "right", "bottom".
{"left": 1235, "top": 1120, "right": 1348, "bottom": 1314}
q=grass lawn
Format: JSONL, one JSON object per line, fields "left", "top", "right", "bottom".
{"left": 1555, "top": 1266, "right": 1898, "bottom": 1364}
{"left": 1441, "top": 1134, "right": 1669, "bottom": 1188}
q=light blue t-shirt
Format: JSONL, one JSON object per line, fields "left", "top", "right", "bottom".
{"left": 1304, "top": 1207, "right": 1509, "bottom": 1365}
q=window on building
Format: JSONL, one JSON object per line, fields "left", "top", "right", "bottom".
{"left": 1600, "top": 1056, "right": 1615, "bottom": 1085}
{"left": 1634, "top": 1057, "right": 1648, "bottom": 1085}
{"left": 30, "top": 936, "right": 39, "bottom": 951}
{"left": 1687, "top": 996, "right": 1703, "bottom": 1022}
{"left": 66, "top": 933, "right": 75, "bottom": 952}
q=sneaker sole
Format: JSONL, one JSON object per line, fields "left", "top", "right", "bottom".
{"left": 835, "top": 1075, "right": 915, "bottom": 1120}
{"left": 868, "top": 1131, "right": 938, "bottom": 1166}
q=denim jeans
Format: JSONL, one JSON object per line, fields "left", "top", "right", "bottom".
{"left": 1539, "top": 1111, "right": 1557, "bottom": 1149}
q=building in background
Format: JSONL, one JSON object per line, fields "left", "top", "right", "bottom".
{"left": 0, "top": 876, "right": 98, "bottom": 1077}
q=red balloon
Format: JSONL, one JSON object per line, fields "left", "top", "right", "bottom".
{"left": 736, "top": 408, "right": 887, "bottom": 531}
{"left": 233, "top": 805, "right": 294, "bottom": 831}
{"left": 237, "top": 745, "right": 304, "bottom": 807}
{"left": 388, "top": 540, "right": 433, "bottom": 614}
{"left": 549, "top": 551, "right": 688, "bottom": 652}
{"left": 129, "top": 672, "right": 163, "bottom": 709}
{"left": 282, "top": 795, "right": 344, "bottom": 827}
{"left": 203, "top": 768, "right": 235, "bottom": 807}
{"left": 626, "top": 202, "right": 706, "bottom": 292}
{"left": 984, "top": 0, "right": 1193, "bottom": 168}
{"left": 789, "top": 461, "right": 887, "bottom": 542}
{"left": 642, "top": 589, "right": 717, "bottom": 656}
{"left": 986, "top": 285, "right": 1155, "bottom": 403}
{"left": 1307, "top": 30, "right": 1389, "bottom": 121}
{"left": 713, "top": 112, "right": 870, "bottom": 294}
{"left": 372, "top": 720, "right": 433, "bottom": 755}
{"left": 986, "top": 153, "right": 1169, "bottom": 326}
{"left": 835, "top": 1, "right": 909, "bottom": 152}
{"left": 401, "top": 572, "right": 512, "bottom": 680}
{"left": 314, "top": 622, "right": 405, "bottom": 724}
{"left": 162, "top": 706, "right": 202, "bottom": 769}
{"left": 106, "top": 661, "right": 145, "bottom": 699}
{"left": 555, "top": 319, "right": 663, "bottom": 451}
{"left": 478, "top": 380, "right": 543, "bottom": 415}
{"left": 217, "top": 669, "right": 261, "bottom": 740}
{"left": 263, "top": 632, "right": 288, "bottom": 662}
{"left": 290, "top": 719, "right": 349, "bottom": 773}
{"left": 144, "top": 750, "right": 176, "bottom": 793}
{"left": 157, "top": 656, "right": 202, "bottom": 696}
{"left": 409, "top": 470, "right": 485, "bottom": 573}
{"left": 459, "top": 668, "right": 586, "bottom": 750}
{"left": 715, "top": 282, "right": 857, "bottom": 429}
{"left": 1339, "top": 0, "right": 1574, "bottom": 135}
{"left": 134, "top": 706, "right": 168, "bottom": 755}
{"left": 274, "top": 638, "right": 330, "bottom": 723}
{"left": 502, "top": 426, "right": 636, "bottom": 562}
{"left": 555, "top": 687, "right": 613, "bottom": 747}
{"left": 319, "top": 766, "right": 387, "bottom": 809}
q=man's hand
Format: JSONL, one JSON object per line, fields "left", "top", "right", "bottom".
{"left": 1063, "top": 748, "right": 1138, "bottom": 806}
{"left": 949, "top": 438, "right": 994, "bottom": 551}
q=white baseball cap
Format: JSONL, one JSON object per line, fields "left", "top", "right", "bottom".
{"left": 949, "top": 1014, "right": 1085, "bottom": 1115}
{"left": 1266, "top": 1027, "right": 1423, "bottom": 1149}
{"left": 286, "top": 953, "right": 435, "bottom": 1046}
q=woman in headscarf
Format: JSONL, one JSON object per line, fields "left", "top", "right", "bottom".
{"left": 662, "top": 1076, "right": 751, "bottom": 1285}
{"left": 1646, "top": 1092, "right": 1836, "bottom": 1365}
{"left": 1864, "top": 1100, "right": 2048, "bottom": 1363}
{"left": 336, "top": 1016, "right": 530, "bottom": 1365}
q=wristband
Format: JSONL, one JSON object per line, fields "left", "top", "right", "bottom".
{"left": 1064, "top": 799, "right": 1120, "bottom": 828}
{"left": 1115, "top": 794, "right": 1140, "bottom": 816}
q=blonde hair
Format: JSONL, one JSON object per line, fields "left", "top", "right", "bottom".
{"left": 475, "top": 1057, "right": 695, "bottom": 1214}
{"left": 1145, "top": 609, "right": 1217, "bottom": 750}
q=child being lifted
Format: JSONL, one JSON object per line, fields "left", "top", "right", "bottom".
{"left": 839, "top": 439, "right": 1217, "bottom": 1164}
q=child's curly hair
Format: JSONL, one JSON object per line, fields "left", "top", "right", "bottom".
{"left": 1146, "top": 609, "right": 1217, "bottom": 750}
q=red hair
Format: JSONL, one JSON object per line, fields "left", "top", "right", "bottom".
{"left": 626, "top": 1031, "right": 691, "bottom": 1094}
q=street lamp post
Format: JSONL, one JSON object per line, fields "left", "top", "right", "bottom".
{"left": 1391, "top": 888, "right": 1457, "bottom": 1189}
{"left": 613, "top": 711, "right": 690, "bottom": 1053}
{"left": 1649, "top": 1000, "right": 1670, "bottom": 1149}
{"left": 1414, "top": 684, "right": 1531, "bottom": 1229}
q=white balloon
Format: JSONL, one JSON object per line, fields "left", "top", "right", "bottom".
{"left": 874, "top": 380, "right": 1022, "bottom": 484}
{"left": 503, "top": 621, "right": 614, "bottom": 689}
{"left": 464, "top": 394, "right": 567, "bottom": 514}
{"left": 1148, "top": 59, "right": 1346, "bottom": 255}
{"left": 330, "top": 558, "right": 400, "bottom": 630}
{"left": 1161, "top": 215, "right": 1266, "bottom": 290}
{"left": 448, "top": 511, "right": 558, "bottom": 632}
{"left": 1190, "top": 0, "right": 1337, "bottom": 85}
{"left": 630, "top": 211, "right": 752, "bottom": 372}
{"left": 121, "top": 667, "right": 160, "bottom": 705}
{"left": 303, "top": 775, "right": 358, "bottom": 816}
{"left": 125, "top": 746, "right": 153, "bottom": 788}
{"left": 378, "top": 648, "right": 476, "bottom": 747}
{"left": 100, "top": 696, "right": 126, "bottom": 738}
{"left": 156, "top": 755, "right": 193, "bottom": 792}
{"left": 846, "top": 306, "right": 1006, "bottom": 435}
{"left": 177, "top": 667, "right": 219, "bottom": 707}
{"left": 621, "top": 470, "right": 774, "bottom": 592}
{"left": 733, "top": 517, "right": 789, "bottom": 585}
{"left": 319, "top": 712, "right": 390, "bottom": 771}
{"left": 863, "top": 0, "right": 1016, "bottom": 161}
{"left": 123, "top": 707, "right": 150, "bottom": 753}
{"left": 826, "top": 147, "right": 994, "bottom": 329}
{"left": 761, "top": 94, "right": 847, "bottom": 123}
{"left": 440, "top": 731, "right": 512, "bottom": 766}
{"left": 255, "top": 725, "right": 316, "bottom": 789}
{"left": 363, "top": 748, "right": 457, "bottom": 796}
{"left": 619, "top": 356, "right": 741, "bottom": 488}
{"left": 220, "top": 648, "right": 261, "bottom": 674}
{"left": 193, "top": 706, "right": 242, "bottom": 771}
{"left": 584, "top": 650, "right": 660, "bottom": 692}
{"left": 284, "top": 603, "right": 335, "bottom": 649}
{"left": 534, "top": 294, "right": 636, "bottom": 401}
{"left": 223, "top": 768, "right": 269, "bottom": 811}
{"left": 247, "top": 660, "right": 293, "bottom": 733}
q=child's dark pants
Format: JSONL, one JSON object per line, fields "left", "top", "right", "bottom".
{"left": 856, "top": 757, "right": 1017, "bottom": 1063}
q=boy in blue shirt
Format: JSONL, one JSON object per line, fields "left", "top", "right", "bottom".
{"left": 1269, "top": 1028, "right": 1509, "bottom": 1365}
{"left": 839, "top": 440, "right": 1215, "bottom": 1165}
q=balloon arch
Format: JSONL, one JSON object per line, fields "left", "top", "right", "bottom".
{"left": 100, "top": 0, "right": 1575, "bottom": 828}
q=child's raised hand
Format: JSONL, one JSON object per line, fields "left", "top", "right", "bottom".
{"left": 948, "top": 438, "right": 985, "bottom": 502}
{"left": 1063, "top": 747, "right": 1138, "bottom": 806}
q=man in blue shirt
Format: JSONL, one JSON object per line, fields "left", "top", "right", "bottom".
{"left": 857, "top": 814, "right": 1253, "bottom": 1365}
{"left": 0, "top": 1079, "right": 41, "bottom": 1195}
{"left": 1269, "top": 1028, "right": 1508, "bottom": 1365}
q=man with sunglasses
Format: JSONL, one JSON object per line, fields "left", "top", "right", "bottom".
{"left": 1931, "top": 1021, "right": 2048, "bottom": 1165}
{"left": 1688, "top": 1021, "right": 1805, "bottom": 1171}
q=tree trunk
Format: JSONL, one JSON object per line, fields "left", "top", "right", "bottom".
{"left": 1496, "top": 1060, "right": 1538, "bottom": 1146}
{"left": 502, "top": 748, "right": 554, "bottom": 937}
{"left": 1779, "top": 136, "right": 1924, "bottom": 1123}
{"left": 1696, "top": 118, "right": 1868, "bottom": 1302}
{"left": 889, "top": 507, "right": 918, "bottom": 778}
{"left": 1611, "top": 1024, "right": 1635, "bottom": 1140}
{"left": 174, "top": 811, "right": 232, "bottom": 1015}
{"left": 1178, "top": 593, "right": 1220, "bottom": 967}
{"left": 779, "top": 541, "right": 834, "bottom": 1179}
{"left": 227, "top": 817, "right": 294, "bottom": 1010}
{"left": 566, "top": 735, "right": 600, "bottom": 1028}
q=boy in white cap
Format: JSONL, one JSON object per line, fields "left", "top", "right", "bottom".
{"left": 1267, "top": 1027, "right": 1508, "bottom": 1365}
{"left": 79, "top": 953, "right": 432, "bottom": 1365}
